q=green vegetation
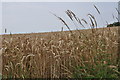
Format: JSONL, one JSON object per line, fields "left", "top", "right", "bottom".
{"left": 107, "top": 22, "right": 120, "bottom": 27}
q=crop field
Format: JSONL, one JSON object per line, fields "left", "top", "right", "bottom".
{"left": 1, "top": 26, "right": 120, "bottom": 78}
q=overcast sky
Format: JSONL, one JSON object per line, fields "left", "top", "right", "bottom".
{"left": 2, "top": 2, "right": 118, "bottom": 34}
{"left": 1, "top": 0, "right": 120, "bottom": 2}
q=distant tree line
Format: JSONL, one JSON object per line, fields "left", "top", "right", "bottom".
{"left": 107, "top": 22, "right": 120, "bottom": 27}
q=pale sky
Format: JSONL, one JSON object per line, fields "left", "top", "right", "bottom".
{"left": 1, "top": 0, "right": 120, "bottom": 2}
{"left": 0, "top": 2, "right": 2, "bottom": 33}
{"left": 2, "top": 2, "right": 118, "bottom": 34}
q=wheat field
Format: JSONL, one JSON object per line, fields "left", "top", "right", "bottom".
{"left": 1, "top": 26, "right": 119, "bottom": 78}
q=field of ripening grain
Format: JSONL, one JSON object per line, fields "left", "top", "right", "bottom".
{"left": 1, "top": 26, "right": 120, "bottom": 78}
